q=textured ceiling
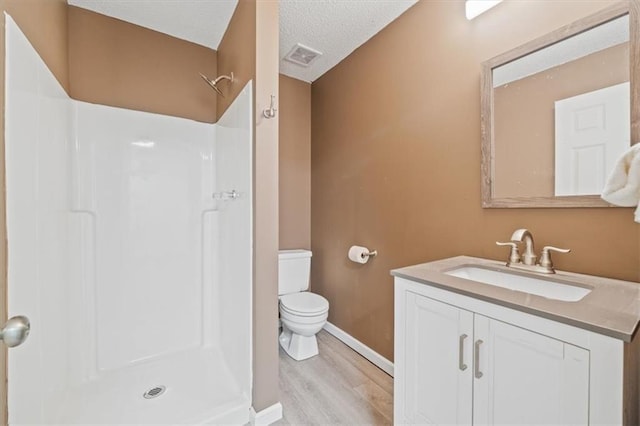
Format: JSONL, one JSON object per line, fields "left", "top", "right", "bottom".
{"left": 67, "top": 0, "right": 418, "bottom": 83}
{"left": 279, "top": 0, "right": 418, "bottom": 82}
{"left": 67, "top": 0, "right": 239, "bottom": 50}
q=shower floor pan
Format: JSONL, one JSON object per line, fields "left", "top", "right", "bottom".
{"left": 44, "top": 347, "right": 249, "bottom": 424}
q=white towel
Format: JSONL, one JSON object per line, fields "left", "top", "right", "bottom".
{"left": 601, "top": 143, "right": 640, "bottom": 222}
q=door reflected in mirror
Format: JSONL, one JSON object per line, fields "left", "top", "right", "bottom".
{"left": 481, "top": 3, "right": 636, "bottom": 207}
{"left": 554, "top": 82, "right": 629, "bottom": 196}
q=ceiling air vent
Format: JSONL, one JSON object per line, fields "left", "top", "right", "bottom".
{"left": 284, "top": 43, "right": 323, "bottom": 67}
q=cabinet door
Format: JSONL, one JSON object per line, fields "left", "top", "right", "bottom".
{"left": 400, "top": 291, "right": 473, "bottom": 425}
{"left": 473, "top": 315, "right": 589, "bottom": 425}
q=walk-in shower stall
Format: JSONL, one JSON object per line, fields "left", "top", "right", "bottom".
{"left": 5, "top": 15, "right": 252, "bottom": 424}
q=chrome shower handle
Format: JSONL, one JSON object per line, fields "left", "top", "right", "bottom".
{"left": 213, "top": 190, "right": 241, "bottom": 201}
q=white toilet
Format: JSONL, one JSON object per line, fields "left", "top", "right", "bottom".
{"left": 278, "top": 249, "right": 329, "bottom": 361}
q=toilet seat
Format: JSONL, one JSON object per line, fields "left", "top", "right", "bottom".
{"left": 280, "top": 292, "right": 329, "bottom": 316}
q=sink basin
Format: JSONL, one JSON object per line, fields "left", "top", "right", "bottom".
{"left": 445, "top": 266, "right": 591, "bottom": 302}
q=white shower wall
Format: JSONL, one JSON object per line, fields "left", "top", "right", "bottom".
{"left": 215, "top": 82, "right": 253, "bottom": 397}
{"left": 72, "top": 102, "right": 218, "bottom": 372}
{"left": 5, "top": 14, "right": 252, "bottom": 425}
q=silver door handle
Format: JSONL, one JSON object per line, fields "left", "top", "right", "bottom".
{"left": 1, "top": 316, "right": 30, "bottom": 347}
{"left": 459, "top": 334, "right": 468, "bottom": 371}
{"left": 474, "top": 339, "right": 483, "bottom": 379}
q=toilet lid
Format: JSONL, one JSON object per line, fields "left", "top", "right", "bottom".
{"left": 280, "top": 292, "right": 329, "bottom": 315}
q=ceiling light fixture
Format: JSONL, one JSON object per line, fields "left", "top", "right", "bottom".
{"left": 465, "top": 0, "right": 503, "bottom": 20}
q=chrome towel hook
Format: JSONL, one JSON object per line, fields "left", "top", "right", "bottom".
{"left": 263, "top": 95, "right": 277, "bottom": 119}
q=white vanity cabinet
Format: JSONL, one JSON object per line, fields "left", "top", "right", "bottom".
{"left": 402, "top": 291, "right": 473, "bottom": 424}
{"left": 473, "top": 314, "right": 589, "bottom": 425}
{"left": 394, "top": 276, "right": 629, "bottom": 426}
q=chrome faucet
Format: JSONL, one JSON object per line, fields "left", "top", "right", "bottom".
{"left": 496, "top": 228, "right": 570, "bottom": 274}
{"left": 510, "top": 228, "right": 536, "bottom": 266}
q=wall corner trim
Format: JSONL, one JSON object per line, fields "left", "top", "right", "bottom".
{"left": 250, "top": 402, "right": 283, "bottom": 426}
{"left": 323, "top": 322, "right": 394, "bottom": 377}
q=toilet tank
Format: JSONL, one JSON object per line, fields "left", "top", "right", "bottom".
{"left": 278, "top": 249, "right": 312, "bottom": 296}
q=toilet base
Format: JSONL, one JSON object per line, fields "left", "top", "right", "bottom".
{"left": 279, "top": 324, "right": 319, "bottom": 361}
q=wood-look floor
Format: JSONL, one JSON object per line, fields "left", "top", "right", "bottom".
{"left": 275, "top": 330, "right": 393, "bottom": 425}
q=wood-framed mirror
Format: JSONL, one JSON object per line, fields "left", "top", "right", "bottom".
{"left": 481, "top": 1, "right": 639, "bottom": 208}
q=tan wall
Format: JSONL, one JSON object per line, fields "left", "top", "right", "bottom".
{"left": 494, "top": 43, "right": 629, "bottom": 198}
{"left": 311, "top": 0, "right": 640, "bottom": 362}
{"left": 68, "top": 6, "right": 217, "bottom": 123}
{"left": 279, "top": 74, "right": 311, "bottom": 250}
{"left": 217, "top": 0, "right": 280, "bottom": 412}
{"left": 3, "top": 0, "right": 69, "bottom": 91}
{"left": 216, "top": 0, "right": 256, "bottom": 121}
{"left": 253, "top": 0, "right": 280, "bottom": 412}
{"left": 0, "top": 2, "right": 70, "bottom": 423}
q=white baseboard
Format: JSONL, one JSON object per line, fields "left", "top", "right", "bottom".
{"left": 250, "top": 402, "right": 283, "bottom": 426}
{"left": 323, "top": 321, "right": 394, "bottom": 377}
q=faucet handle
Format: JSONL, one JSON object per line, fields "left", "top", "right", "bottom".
{"left": 496, "top": 241, "right": 521, "bottom": 265}
{"left": 539, "top": 246, "right": 571, "bottom": 270}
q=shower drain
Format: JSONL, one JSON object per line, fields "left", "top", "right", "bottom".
{"left": 143, "top": 385, "right": 166, "bottom": 399}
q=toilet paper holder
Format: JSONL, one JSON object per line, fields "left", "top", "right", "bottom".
{"left": 361, "top": 249, "right": 378, "bottom": 259}
{"left": 348, "top": 245, "right": 378, "bottom": 264}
